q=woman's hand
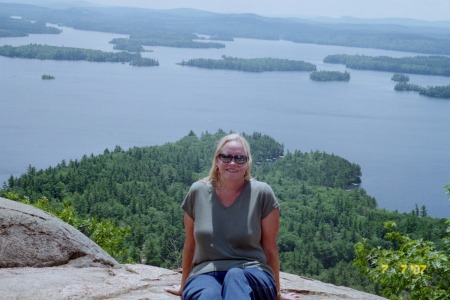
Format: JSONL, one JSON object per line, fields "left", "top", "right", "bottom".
{"left": 279, "top": 291, "right": 301, "bottom": 300}
{"left": 164, "top": 285, "right": 182, "bottom": 297}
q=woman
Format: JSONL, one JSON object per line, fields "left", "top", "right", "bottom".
{"left": 166, "top": 134, "right": 300, "bottom": 300}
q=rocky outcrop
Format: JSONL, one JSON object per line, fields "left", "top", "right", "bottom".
{"left": 0, "top": 264, "right": 387, "bottom": 299}
{"left": 0, "top": 197, "right": 117, "bottom": 268}
{"left": 0, "top": 197, "right": 386, "bottom": 299}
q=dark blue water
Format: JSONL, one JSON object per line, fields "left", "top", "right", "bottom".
{"left": 1, "top": 26, "right": 449, "bottom": 218}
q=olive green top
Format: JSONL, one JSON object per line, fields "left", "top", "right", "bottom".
{"left": 181, "top": 179, "right": 280, "bottom": 277}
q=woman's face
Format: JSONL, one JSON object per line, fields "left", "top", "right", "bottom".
{"left": 216, "top": 140, "right": 249, "bottom": 182}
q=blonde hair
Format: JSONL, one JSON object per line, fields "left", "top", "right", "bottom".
{"left": 204, "top": 133, "right": 252, "bottom": 183}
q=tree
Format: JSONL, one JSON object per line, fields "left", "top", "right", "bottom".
{"left": 391, "top": 73, "right": 409, "bottom": 82}
{"left": 353, "top": 183, "right": 450, "bottom": 299}
{"left": 310, "top": 70, "right": 350, "bottom": 81}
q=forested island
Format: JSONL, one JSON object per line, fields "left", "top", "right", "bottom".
{"left": 394, "top": 82, "right": 450, "bottom": 99}
{"left": 390, "top": 72, "right": 450, "bottom": 99}
{"left": 324, "top": 54, "right": 450, "bottom": 77}
{"left": 0, "top": 44, "right": 159, "bottom": 66}
{"left": 2, "top": 130, "right": 448, "bottom": 297}
{"left": 323, "top": 55, "right": 450, "bottom": 98}
{"left": 179, "top": 55, "right": 316, "bottom": 72}
{"left": 310, "top": 70, "right": 350, "bottom": 81}
{"left": 391, "top": 73, "right": 410, "bottom": 82}
{"left": 41, "top": 74, "right": 55, "bottom": 80}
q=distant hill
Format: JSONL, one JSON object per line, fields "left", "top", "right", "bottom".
{"left": 301, "top": 16, "right": 450, "bottom": 28}
{"left": 1, "top": 2, "right": 450, "bottom": 54}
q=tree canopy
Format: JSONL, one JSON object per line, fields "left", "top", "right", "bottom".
{"left": 310, "top": 70, "right": 350, "bottom": 81}
{"left": 179, "top": 55, "right": 316, "bottom": 72}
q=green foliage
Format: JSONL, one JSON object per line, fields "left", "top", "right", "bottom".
{"left": 257, "top": 150, "right": 361, "bottom": 189}
{"left": 420, "top": 84, "right": 450, "bottom": 99}
{"left": 179, "top": 55, "right": 316, "bottom": 72}
{"left": 310, "top": 70, "right": 350, "bottom": 81}
{"left": 84, "top": 218, "right": 131, "bottom": 260}
{"left": 391, "top": 73, "right": 409, "bottom": 82}
{"left": 242, "top": 132, "right": 284, "bottom": 161}
{"left": 394, "top": 82, "right": 424, "bottom": 93}
{"left": 354, "top": 220, "right": 450, "bottom": 299}
{"left": 58, "top": 201, "right": 80, "bottom": 227}
{"left": 129, "top": 57, "right": 160, "bottom": 67}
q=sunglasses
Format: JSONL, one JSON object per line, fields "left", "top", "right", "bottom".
{"left": 218, "top": 154, "right": 248, "bottom": 164}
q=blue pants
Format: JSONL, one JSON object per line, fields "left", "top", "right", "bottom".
{"left": 182, "top": 267, "right": 277, "bottom": 300}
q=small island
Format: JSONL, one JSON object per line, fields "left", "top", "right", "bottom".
{"left": 178, "top": 55, "right": 316, "bottom": 72}
{"left": 41, "top": 74, "right": 55, "bottom": 80}
{"left": 0, "top": 44, "right": 159, "bottom": 67}
{"left": 310, "top": 70, "right": 350, "bottom": 81}
{"left": 395, "top": 82, "right": 450, "bottom": 99}
{"left": 391, "top": 73, "right": 450, "bottom": 99}
{"left": 324, "top": 56, "right": 450, "bottom": 99}
{"left": 391, "top": 73, "right": 409, "bottom": 82}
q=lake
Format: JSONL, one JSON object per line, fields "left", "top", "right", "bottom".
{"left": 0, "top": 26, "right": 449, "bottom": 218}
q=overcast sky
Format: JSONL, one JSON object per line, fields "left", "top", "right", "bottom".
{"left": 16, "top": 0, "right": 450, "bottom": 21}
{"left": 83, "top": 0, "right": 450, "bottom": 21}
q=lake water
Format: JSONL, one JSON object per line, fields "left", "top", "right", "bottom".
{"left": 1, "top": 26, "right": 449, "bottom": 218}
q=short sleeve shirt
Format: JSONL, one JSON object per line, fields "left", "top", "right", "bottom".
{"left": 181, "top": 179, "right": 280, "bottom": 277}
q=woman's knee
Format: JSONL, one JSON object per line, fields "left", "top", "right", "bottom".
{"left": 182, "top": 274, "right": 222, "bottom": 300}
{"left": 183, "top": 286, "right": 221, "bottom": 300}
{"left": 201, "top": 287, "right": 222, "bottom": 299}
{"left": 224, "top": 267, "right": 246, "bottom": 281}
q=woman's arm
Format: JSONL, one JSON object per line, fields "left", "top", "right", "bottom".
{"left": 261, "top": 208, "right": 282, "bottom": 298}
{"left": 261, "top": 209, "right": 300, "bottom": 300}
{"left": 165, "top": 212, "right": 195, "bottom": 296}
